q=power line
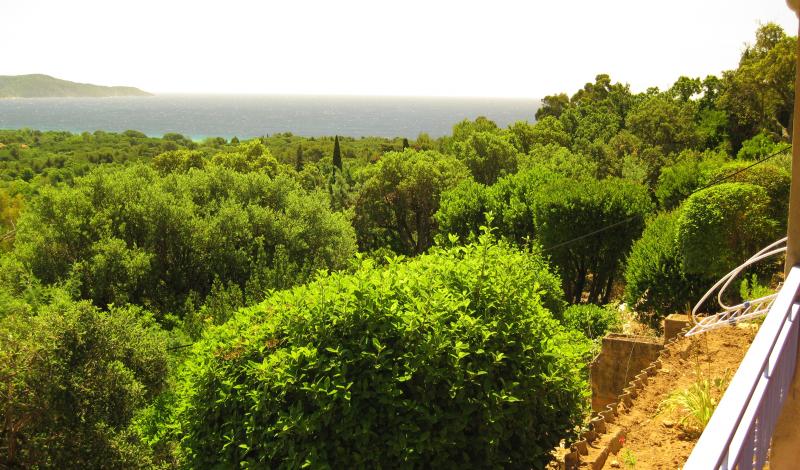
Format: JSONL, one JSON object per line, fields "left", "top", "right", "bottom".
{"left": 682, "top": 144, "right": 791, "bottom": 197}
{"left": 542, "top": 144, "right": 792, "bottom": 252}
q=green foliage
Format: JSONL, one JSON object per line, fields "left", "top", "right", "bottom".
{"left": 450, "top": 116, "right": 501, "bottom": 143}
{"left": 736, "top": 131, "right": 780, "bottom": 160}
{"left": 452, "top": 131, "right": 519, "bottom": 185}
{"left": 660, "top": 373, "right": 731, "bottom": 436}
{"left": 435, "top": 179, "right": 492, "bottom": 242}
{"left": 654, "top": 150, "right": 726, "bottom": 210}
{"left": 718, "top": 23, "right": 796, "bottom": 150}
{"left": 626, "top": 93, "right": 701, "bottom": 154}
{"left": 0, "top": 298, "right": 169, "bottom": 467}
{"left": 521, "top": 144, "right": 598, "bottom": 179}
{"left": 152, "top": 149, "right": 205, "bottom": 174}
{"left": 508, "top": 117, "right": 571, "bottom": 154}
{"left": 531, "top": 177, "right": 653, "bottom": 304}
{"left": 174, "top": 235, "right": 590, "bottom": 468}
{"left": 704, "top": 159, "right": 790, "bottom": 226}
{"left": 677, "top": 183, "right": 778, "bottom": 278}
{"left": 13, "top": 164, "right": 356, "bottom": 317}
{"left": 624, "top": 211, "right": 698, "bottom": 321}
{"left": 535, "top": 93, "right": 570, "bottom": 120}
{"left": 621, "top": 449, "right": 638, "bottom": 469}
{"left": 739, "top": 274, "right": 774, "bottom": 300}
{"left": 560, "top": 304, "right": 622, "bottom": 340}
{"left": 437, "top": 169, "right": 652, "bottom": 305}
{"left": 211, "top": 141, "right": 280, "bottom": 176}
{"left": 332, "top": 135, "right": 342, "bottom": 170}
{"left": 627, "top": 181, "right": 782, "bottom": 325}
{"left": 354, "top": 149, "right": 469, "bottom": 255}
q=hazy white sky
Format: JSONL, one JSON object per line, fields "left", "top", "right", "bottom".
{"left": 2, "top": 0, "right": 797, "bottom": 98}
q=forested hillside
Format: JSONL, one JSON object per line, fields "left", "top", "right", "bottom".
{"left": 0, "top": 74, "right": 151, "bottom": 98}
{"left": 0, "top": 24, "right": 794, "bottom": 467}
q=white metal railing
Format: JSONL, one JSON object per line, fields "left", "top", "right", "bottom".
{"left": 684, "top": 265, "right": 800, "bottom": 469}
{"left": 686, "top": 237, "right": 787, "bottom": 337}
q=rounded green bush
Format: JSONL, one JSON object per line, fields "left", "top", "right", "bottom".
{"left": 703, "top": 161, "right": 790, "bottom": 226}
{"left": 175, "top": 236, "right": 591, "bottom": 468}
{"left": 677, "top": 182, "right": 778, "bottom": 278}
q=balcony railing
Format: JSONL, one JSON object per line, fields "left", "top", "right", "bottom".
{"left": 684, "top": 265, "right": 800, "bottom": 469}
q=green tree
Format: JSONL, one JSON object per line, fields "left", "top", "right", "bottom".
{"left": 535, "top": 93, "right": 570, "bottom": 120}
{"left": 13, "top": 164, "right": 356, "bottom": 318}
{"left": 654, "top": 150, "right": 726, "bottom": 210}
{"left": 668, "top": 76, "right": 702, "bottom": 102}
{"left": 354, "top": 149, "right": 468, "bottom": 255}
{"left": 211, "top": 141, "right": 279, "bottom": 176}
{"left": 625, "top": 93, "right": 701, "bottom": 155}
{"left": 532, "top": 177, "right": 653, "bottom": 303}
{"left": 452, "top": 131, "right": 519, "bottom": 185}
{"left": 718, "top": 23, "right": 796, "bottom": 149}
{"left": 152, "top": 149, "right": 205, "bottom": 174}
{"left": 624, "top": 210, "right": 707, "bottom": 325}
{"left": 332, "top": 135, "right": 342, "bottom": 171}
{"left": 450, "top": 116, "right": 500, "bottom": 143}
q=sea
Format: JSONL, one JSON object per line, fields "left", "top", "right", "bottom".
{"left": 0, "top": 95, "right": 540, "bottom": 140}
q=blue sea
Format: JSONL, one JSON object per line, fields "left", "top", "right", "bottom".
{"left": 0, "top": 95, "right": 540, "bottom": 139}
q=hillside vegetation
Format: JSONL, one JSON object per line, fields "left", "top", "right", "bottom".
{"left": 0, "top": 74, "right": 151, "bottom": 98}
{"left": 0, "top": 24, "right": 794, "bottom": 468}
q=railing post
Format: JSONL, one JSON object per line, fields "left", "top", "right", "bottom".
{"left": 772, "top": 3, "right": 800, "bottom": 467}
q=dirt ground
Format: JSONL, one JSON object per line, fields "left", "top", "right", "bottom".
{"left": 605, "top": 323, "right": 757, "bottom": 469}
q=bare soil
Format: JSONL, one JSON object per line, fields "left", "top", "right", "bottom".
{"left": 605, "top": 324, "right": 757, "bottom": 469}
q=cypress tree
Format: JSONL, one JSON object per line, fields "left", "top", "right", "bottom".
{"left": 402, "top": 138, "right": 410, "bottom": 150}
{"left": 332, "top": 135, "right": 342, "bottom": 170}
{"left": 295, "top": 145, "right": 304, "bottom": 171}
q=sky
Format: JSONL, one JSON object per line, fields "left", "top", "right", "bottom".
{"left": 1, "top": 0, "right": 798, "bottom": 98}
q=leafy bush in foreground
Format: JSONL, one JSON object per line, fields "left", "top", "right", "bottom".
{"left": 174, "top": 234, "right": 591, "bottom": 468}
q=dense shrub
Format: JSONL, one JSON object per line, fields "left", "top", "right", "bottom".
{"left": 13, "top": 164, "right": 356, "bottom": 317}
{"left": 520, "top": 144, "right": 597, "bottom": 180}
{"left": 0, "top": 298, "right": 169, "bottom": 468}
{"left": 677, "top": 183, "right": 778, "bottom": 278}
{"left": 560, "top": 304, "right": 622, "bottom": 340}
{"left": 736, "top": 131, "right": 781, "bottom": 160}
{"left": 175, "top": 235, "right": 589, "bottom": 468}
{"left": 622, "top": 211, "right": 711, "bottom": 326}
{"left": 625, "top": 183, "right": 780, "bottom": 327}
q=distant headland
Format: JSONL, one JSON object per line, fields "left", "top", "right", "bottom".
{"left": 0, "top": 74, "right": 151, "bottom": 98}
